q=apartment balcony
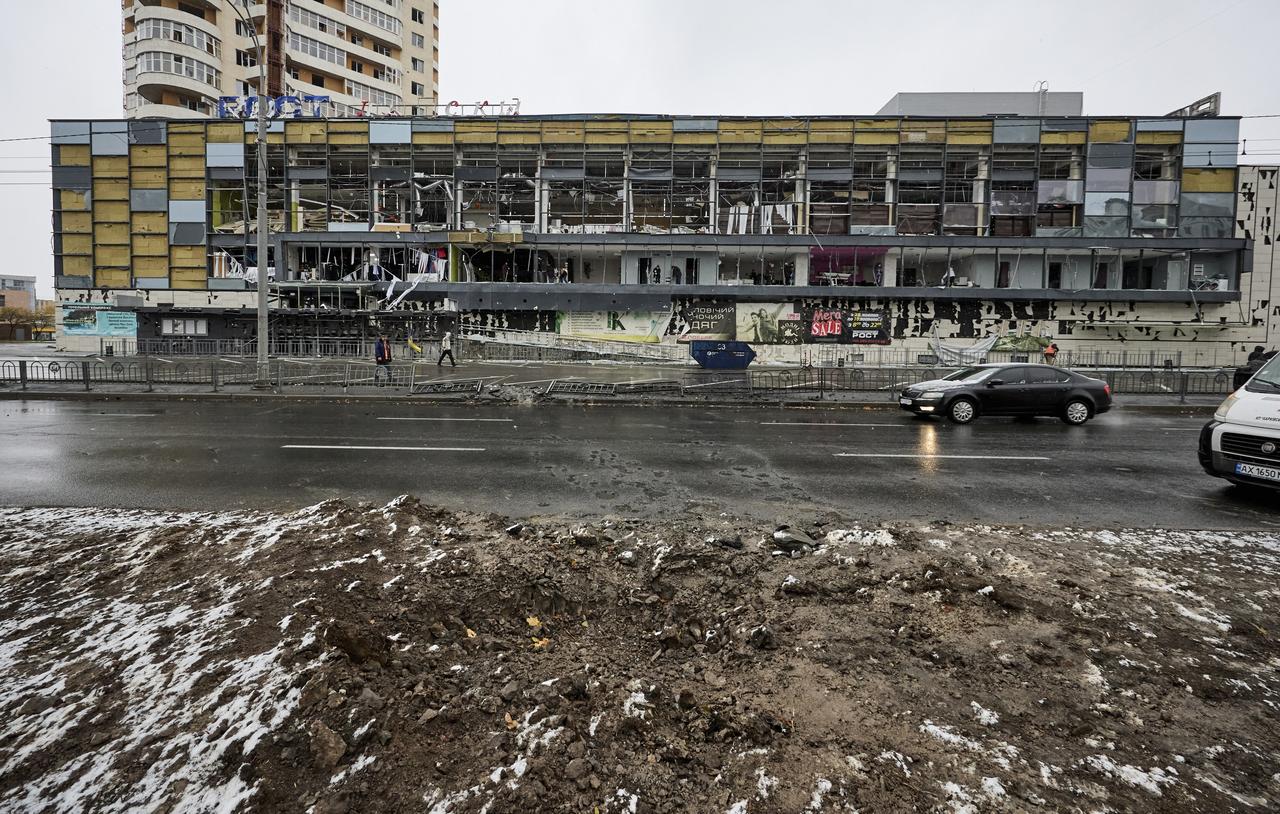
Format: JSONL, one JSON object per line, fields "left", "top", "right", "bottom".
{"left": 128, "top": 2, "right": 223, "bottom": 40}
{"left": 135, "top": 69, "right": 222, "bottom": 103}
{"left": 130, "top": 101, "right": 210, "bottom": 120}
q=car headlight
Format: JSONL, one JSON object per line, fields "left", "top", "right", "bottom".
{"left": 922, "top": 391, "right": 945, "bottom": 399}
{"left": 1214, "top": 392, "right": 1238, "bottom": 422}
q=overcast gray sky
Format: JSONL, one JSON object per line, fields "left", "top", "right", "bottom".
{"left": 3, "top": 0, "right": 1278, "bottom": 299}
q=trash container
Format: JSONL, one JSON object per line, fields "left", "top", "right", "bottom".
{"left": 690, "top": 340, "right": 757, "bottom": 370}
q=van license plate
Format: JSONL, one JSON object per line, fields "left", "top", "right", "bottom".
{"left": 1235, "top": 462, "right": 1280, "bottom": 482}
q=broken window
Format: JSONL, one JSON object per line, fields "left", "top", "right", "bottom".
{"left": 671, "top": 151, "right": 711, "bottom": 233}
{"left": 372, "top": 145, "right": 412, "bottom": 225}
{"left": 328, "top": 145, "right": 370, "bottom": 225}
{"left": 412, "top": 149, "right": 454, "bottom": 230}
{"left": 498, "top": 149, "right": 537, "bottom": 227}
{"left": 583, "top": 150, "right": 625, "bottom": 232}
{"left": 457, "top": 150, "right": 499, "bottom": 230}
{"left": 210, "top": 178, "right": 246, "bottom": 233}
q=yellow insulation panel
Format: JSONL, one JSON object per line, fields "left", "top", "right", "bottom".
{"left": 1136, "top": 132, "right": 1182, "bottom": 145}
{"left": 60, "top": 189, "right": 90, "bottom": 211}
{"left": 94, "top": 201, "right": 130, "bottom": 222}
{"left": 1182, "top": 168, "right": 1236, "bottom": 193}
{"left": 61, "top": 234, "right": 93, "bottom": 255}
{"left": 61, "top": 255, "right": 92, "bottom": 276}
{"left": 540, "top": 122, "right": 583, "bottom": 142}
{"left": 94, "top": 268, "right": 131, "bottom": 288}
{"left": 132, "top": 234, "right": 167, "bottom": 255}
{"left": 93, "top": 156, "right": 129, "bottom": 177}
{"left": 286, "top": 121, "right": 327, "bottom": 142}
{"left": 854, "top": 132, "right": 899, "bottom": 145}
{"left": 208, "top": 122, "right": 244, "bottom": 143}
{"left": 95, "top": 245, "right": 130, "bottom": 265}
{"left": 718, "top": 122, "right": 762, "bottom": 143}
{"left": 169, "top": 179, "right": 205, "bottom": 198}
{"left": 947, "top": 133, "right": 992, "bottom": 145}
{"left": 1089, "top": 120, "right": 1132, "bottom": 143}
{"left": 132, "top": 256, "right": 169, "bottom": 277}
{"left": 61, "top": 212, "right": 92, "bottom": 233}
{"left": 1041, "top": 132, "right": 1087, "bottom": 145}
{"left": 855, "top": 119, "right": 900, "bottom": 130}
{"left": 131, "top": 168, "right": 167, "bottom": 188}
{"left": 169, "top": 155, "right": 206, "bottom": 176}
{"left": 171, "top": 269, "right": 207, "bottom": 289}
{"left": 93, "top": 179, "right": 129, "bottom": 201}
{"left": 130, "top": 145, "right": 168, "bottom": 166}
{"left": 170, "top": 246, "right": 206, "bottom": 266}
{"left": 673, "top": 132, "right": 717, "bottom": 145}
{"left": 94, "top": 223, "right": 129, "bottom": 244}
{"left": 131, "top": 212, "right": 167, "bottom": 234}
{"left": 328, "top": 133, "right": 369, "bottom": 145}
{"left": 412, "top": 132, "right": 454, "bottom": 145}
{"left": 59, "top": 144, "right": 91, "bottom": 166}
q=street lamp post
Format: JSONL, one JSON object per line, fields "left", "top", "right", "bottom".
{"left": 229, "top": 1, "right": 271, "bottom": 388}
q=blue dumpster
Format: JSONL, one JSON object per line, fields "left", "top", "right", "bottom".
{"left": 690, "top": 340, "right": 757, "bottom": 370}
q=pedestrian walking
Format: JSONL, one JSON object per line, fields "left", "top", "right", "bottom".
{"left": 1043, "top": 342, "right": 1059, "bottom": 365}
{"left": 1248, "top": 345, "right": 1267, "bottom": 363}
{"left": 437, "top": 330, "right": 457, "bottom": 367}
{"left": 374, "top": 333, "right": 393, "bottom": 385}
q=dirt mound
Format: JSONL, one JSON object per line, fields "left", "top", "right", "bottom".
{"left": 0, "top": 500, "right": 1277, "bottom": 812}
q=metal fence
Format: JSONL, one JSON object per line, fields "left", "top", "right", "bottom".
{"left": 101, "top": 334, "right": 1244, "bottom": 372}
{"left": 541, "top": 366, "right": 1233, "bottom": 402}
{"left": 0, "top": 359, "right": 488, "bottom": 395}
{"left": 805, "top": 347, "right": 1198, "bottom": 370}
{"left": 0, "top": 358, "right": 1234, "bottom": 401}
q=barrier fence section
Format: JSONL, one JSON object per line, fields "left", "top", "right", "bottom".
{"left": 0, "top": 360, "right": 1235, "bottom": 401}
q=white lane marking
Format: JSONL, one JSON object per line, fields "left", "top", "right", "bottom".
{"left": 376, "top": 417, "right": 512, "bottom": 423}
{"left": 833, "top": 453, "right": 1050, "bottom": 461}
{"left": 1158, "top": 427, "right": 1202, "bottom": 431}
{"left": 762, "top": 422, "right": 909, "bottom": 427}
{"left": 282, "top": 444, "right": 485, "bottom": 452}
{"left": 83, "top": 413, "right": 158, "bottom": 418}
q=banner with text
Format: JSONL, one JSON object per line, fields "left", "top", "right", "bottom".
{"left": 60, "top": 303, "right": 137, "bottom": 337}
{"left": 557, "top": 309, "right": 671, "bottom": 344}
{"left": 734, "top": 303, "right": 797, "bottom": 344}
{"left": 677, "top": 302, "right": 736, "bottom": 343}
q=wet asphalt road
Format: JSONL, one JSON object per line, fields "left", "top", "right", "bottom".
{"left": 0, "top": 398, "right": 1275, "bottom": 529}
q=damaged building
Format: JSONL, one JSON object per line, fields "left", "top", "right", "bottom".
{"left": 49, "top": 92, "right": 1280, "bottom": 364}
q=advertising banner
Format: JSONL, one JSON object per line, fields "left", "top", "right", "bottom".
{"left": 777, "top": 314, "right": 804, "bottom": 345}
{"left": 60, "top": 303, "right": 137, "bottom": 337}
{"left": 806, "top": 308, "right": 845, "bottom": 343}
{"left": 846, "top": 310, "right": 892, "bottom": 345}
{"left": 557, "top": 309, "right": 670, "bottom": 344}
{"left": 734, "top": 303, "right": 796, "bottom": 344}
{"left": 677, "top": 302, "right": 736, "bottom": 343}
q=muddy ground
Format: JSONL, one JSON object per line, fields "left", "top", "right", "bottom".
{"left": 0, "top": 499, "right": 1277, "bottom": 813}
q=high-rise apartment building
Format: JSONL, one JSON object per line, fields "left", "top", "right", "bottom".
{"left": 122, "top": 0, "right": 438, "bottom": 118}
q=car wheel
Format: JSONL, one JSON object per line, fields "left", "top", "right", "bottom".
{"left": 947, "top": 397, "right": 978, "bottom": 424}
{"left": 1062, "top": 398, "right": 1092, "bottom": 425}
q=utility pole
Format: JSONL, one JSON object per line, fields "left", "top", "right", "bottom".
{"left": 230, "top": 1, "right": 272, "bottom": 389}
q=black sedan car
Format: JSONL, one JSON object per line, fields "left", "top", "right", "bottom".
{"left": 899, "top": 363, "right": 1112, "bottom": 425}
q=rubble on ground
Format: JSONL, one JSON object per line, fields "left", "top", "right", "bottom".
{"left": 0, "top": 499, "right": 1277, "bottom": 812}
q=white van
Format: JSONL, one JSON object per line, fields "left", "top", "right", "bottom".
{"left": 1199, "top": 353, "right": 1280, "bottom": 490}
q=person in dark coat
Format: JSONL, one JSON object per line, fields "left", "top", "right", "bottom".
{"left": 374, "top": 333, "right": 392, "bottom": 385}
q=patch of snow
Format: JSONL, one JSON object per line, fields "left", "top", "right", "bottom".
{"left": 1082, "top": 754, "right": 1177, "bottom": 795}
{"left": 970, "top": 702, "right": 999, "bottom": 726}
{"left": 806, "top": 778, "right": 832, "bottom": 811}
{"left": 755, "top": 767, "right": 777, "bottom": 799}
